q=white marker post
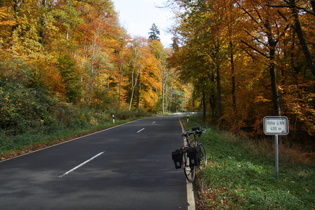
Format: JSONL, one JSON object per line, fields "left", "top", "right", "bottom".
{"left": 263, "top": 116, "right": 289, "bottom": 179}
{"left": 112, "top": 115, "right": 115, "bottom": 124}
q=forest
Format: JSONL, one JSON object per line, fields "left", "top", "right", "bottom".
{"left": 0, "top": 0, "right": 187, "bottom": 140}
{"left": 0, "top": 0, "right": 314, "bottom": 150}
{"left": 168, "top": 0, "right": 315, "bottom": 148}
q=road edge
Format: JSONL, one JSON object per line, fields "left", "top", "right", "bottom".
{"left": 179, "top": 119, "right": 196, "bottom": 210}
{"left": 0, "top": 120, "right": 138, "bottom": 163}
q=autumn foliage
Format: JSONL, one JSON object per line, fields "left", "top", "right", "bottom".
{"left": 169, "top": 0, "right": 315, "bottom": 145}
{"left": 1, "top": 0, "right": 314, "bottom": 147}
{"left": 0, "top": 0, "right": 188, "bottom": 138}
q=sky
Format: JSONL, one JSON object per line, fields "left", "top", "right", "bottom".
{"left": 112, "top": 0, "right": 175, "bottom": 47}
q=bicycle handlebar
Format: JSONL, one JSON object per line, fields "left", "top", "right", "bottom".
{"left": 182, "top": 127, "right": 206, "bottom": 137}
{"left": 182, "top": 131, "right": 194, "bottom": 137}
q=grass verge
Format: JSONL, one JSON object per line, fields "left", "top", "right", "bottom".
{"left": 0, "top": 119, "right": 131, "bottom": 161}
{"left": 181, "top": 116, "right": 315, "bottom": 209}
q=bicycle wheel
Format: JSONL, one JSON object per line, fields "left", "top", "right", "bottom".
{"left": 183, "top": 152, "right": 195, "bottom": 182}
{"left": 199, "top": 143, "right": 207, "bottom": 167}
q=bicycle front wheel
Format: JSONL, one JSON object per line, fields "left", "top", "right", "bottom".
{"left": 199, "top": 143, "right": 207, "bottom": 167}
{"left": 183, "top": 153, "right": 195, "bottom": 182}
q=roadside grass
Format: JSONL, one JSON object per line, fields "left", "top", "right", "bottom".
{"left": 181, "top": 117, "right": 315, "bottom": 209}
{"left": 0, "top": 119, "right": 130, "bottom": 160}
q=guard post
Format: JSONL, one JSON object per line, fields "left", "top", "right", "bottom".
{"left": 263, "top": 116, "right": 289, "bottom": 179}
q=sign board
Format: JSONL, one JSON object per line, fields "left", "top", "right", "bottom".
{"left": 263, "top": 116, "right": 289, "bottom": 179}
{"left": 263, "top": 116, "right": 289, "bottom": 135}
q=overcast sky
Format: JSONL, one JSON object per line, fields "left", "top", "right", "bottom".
{"left": 112, "top": 0, "right": 175, "bottom": 47}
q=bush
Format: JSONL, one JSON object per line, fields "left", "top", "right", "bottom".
{"left": 0, "top": 53, "right": 152, "bottom": 158}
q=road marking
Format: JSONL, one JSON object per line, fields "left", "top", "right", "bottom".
{"left": 186, "top": 180, "right": 196, "bottom": 210}
{"left": 59, "top": 152, "right": 104, "bottom": 178}
{"left": 0, "top": 120, "right": 140, "bottom": 163}
{"left": 152, "top": 121, "right": 156, "bottom": 124}
{"left": 137, "top": 128, "right": 145, "bottom": 133}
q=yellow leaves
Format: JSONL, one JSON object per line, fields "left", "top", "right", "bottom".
{"left": 254, "top": 96, "right": 271, "bottom": 103}
{"left": 0, "top": 7, "right": 15, "bottom": 44}
{"left": 0, "top": 0, "right": 171, "bottom": 113}
{"left": 137, "top": 46, "right": 162, "bottom": 110}
{"left": 0, "top": 7, "right": 14, "bottom": 25}
{"left": 0, "top": 19, "right": 15, "bottom": 26}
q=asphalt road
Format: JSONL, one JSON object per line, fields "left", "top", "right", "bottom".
{"left": 0, "top": 116, "right": 192, "bottom": 209}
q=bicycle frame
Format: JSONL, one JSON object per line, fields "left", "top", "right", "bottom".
{"left": 181, "top": 127, "right": 207, "bottom": 182}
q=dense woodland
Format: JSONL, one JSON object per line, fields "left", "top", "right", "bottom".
{"left": 168, "top": 0, "right": 315, "bottom": 146}
{"left": 0, "top": 0, "right": 188, "bottom": 139}
{"left": 0, "top": 0, "right": 314, "bottom": 148}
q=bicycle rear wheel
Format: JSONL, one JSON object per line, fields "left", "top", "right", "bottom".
{"left": 183, "top": 153, "right": 195, "bottom": 182}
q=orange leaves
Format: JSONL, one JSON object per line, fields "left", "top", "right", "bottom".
{"left": 0, "top": 7, "right": 15, "bottom": 27}
{"left": 254, "top": 96, "right": 272, "bottom": 103}
{"left": 123, "top": 37, "right": 164, "bottom": 111}
{"left": 170, "top": 0, "right": 315, "bottom": 141}
{"left": 0, "top": 0, "right": 174, "bottom": 113}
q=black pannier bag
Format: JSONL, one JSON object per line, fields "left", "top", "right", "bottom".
{"left": 172, "top": 149, "right": 182, "bottom": 169}
{"left": 192, "top": 126, "right": 201, "bottom": 131}
{"left": 192, "top": 126, "right": 202, "bottom": 135}
{"left": 188, "top": 145, "right": 201, "bottom": 167}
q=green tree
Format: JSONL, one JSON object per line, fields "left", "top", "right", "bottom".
{"left": 57, "top": 54, "right": 81, "bottom": 103}
{"left": 148, "top": 23, "right": 160, "bottom": 42}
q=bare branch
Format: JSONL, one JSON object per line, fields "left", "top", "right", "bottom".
{"left": 241, "top": 40, "right": 268, "bottom": 58}
{"left": 266, "top": 3, "right": 315, "bottom": 17}
{"left": 245, "top": 30, "right": 268, "bottom": 48}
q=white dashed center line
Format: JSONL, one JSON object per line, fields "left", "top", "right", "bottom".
{"left": 59, "top": 151, "right": 104, "bottom": 178}
{"left": 137, "top": 128, "right": 145, "bottom": 133}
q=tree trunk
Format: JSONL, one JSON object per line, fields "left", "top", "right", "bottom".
{"left": 161, "top": 67, "right": 168, "bottom": 114}
{"left": 209, "top": 94, "right": 216, "bottom": 123}
{"left": 40, "top": 17, "right": 46, "bottom": 44}
{"left": 12, "top": 0, "right": 23, "bottom": 32}
{"left": 39, "top": 0, "right": 47, "bottom": 45}
{"left": 269, "top": 48, "right": 281, "bottom": 116}
{"left": 290, "top": 0, "right": 315, "bottom": 77}
{"left": 230, "top": 41, "right": 237, "bottom": 112}
{"left": 216, "top": 64, "right": 223, "bottom": 118}
{"left": 118, "top": 62, "right": 123, "bottom": 109}
{"left": 311, "top": 0, "right": 315, "bottom": 14}
{"left": 208, "top": 70, "right": 216, "bottom": 123}
{"left": 129, "top": 66, "right": 139, "bottom": 111}
{"left": 162, "top": 81, "right": 165, "bottom": 114}
{"left": 136, "top": 74, "right": 141, "bottom": 110}
{"left": 202, "top": 89, "right": 206, "bottom": 122}
{"left": 265, "top": 19, "right": 281, "bottom": 116}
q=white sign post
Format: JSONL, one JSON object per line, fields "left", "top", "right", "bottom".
{"left": 263, "top": 116, "right": 289, "bottom": 179}
{"left": 112, "top": 115, "right": 115, "bottom": 124}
